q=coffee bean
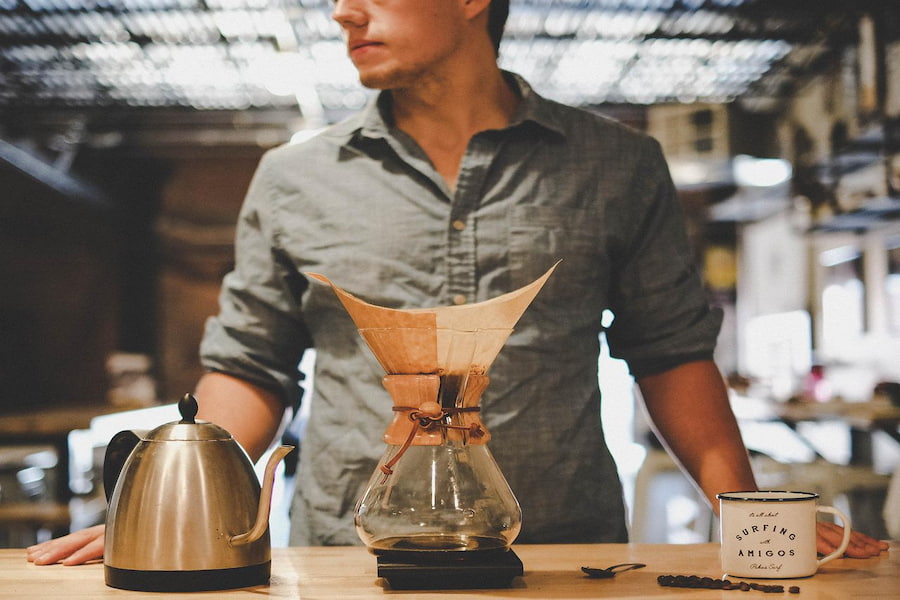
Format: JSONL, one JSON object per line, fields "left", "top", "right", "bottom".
{"left": 656, "top": 574, "right": 800, "bottom": 594}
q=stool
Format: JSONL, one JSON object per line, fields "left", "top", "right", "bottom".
{"left": 631, "top": 449, "right": 714, "bottom": 543}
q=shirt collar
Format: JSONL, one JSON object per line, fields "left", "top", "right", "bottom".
{"left": 348, "top": 71, "right": 567, "bottom": 144}
{"left": 504, "top": 71, "right": 567, "bottom": 138}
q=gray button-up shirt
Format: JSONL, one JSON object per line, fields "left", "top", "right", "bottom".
{"left": 200, "top": 73, "right": 722, "bottom": 546}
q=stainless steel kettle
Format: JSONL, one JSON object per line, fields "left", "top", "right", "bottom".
{"left": 103, "top": 393, "right": 294, "bottom": 592}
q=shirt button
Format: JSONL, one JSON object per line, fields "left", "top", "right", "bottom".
{"left": 451, "top": 220, "right": 466, "bottom": 231}
{"left": 452, "top": 294, "right": 467, "bottom": 305}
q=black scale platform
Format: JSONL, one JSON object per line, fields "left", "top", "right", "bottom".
{"left": 376, "top": 548, "right": 524, "bottom": 590}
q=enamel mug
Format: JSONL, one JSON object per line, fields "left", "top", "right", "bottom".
{"left": 718, "top": 490, "right": 851, "bottom": 579}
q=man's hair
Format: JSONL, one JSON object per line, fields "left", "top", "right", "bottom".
{"left": 488, "top": 0, "right": 509, "bottom": 56}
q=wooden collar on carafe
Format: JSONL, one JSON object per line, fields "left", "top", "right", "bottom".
{"left": 382, "top": 373, "right": 492, "bottom": 446}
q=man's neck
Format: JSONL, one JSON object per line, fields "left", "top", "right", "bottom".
{"left": 389, "top": 66, "right": 518, "bottom": 192}
{"left": 391, "top": 66, "right": 516, "bottom": 134}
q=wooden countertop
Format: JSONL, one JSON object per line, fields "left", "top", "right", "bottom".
{"left": 2, "top": 542, "right": 896, "bottom": 599}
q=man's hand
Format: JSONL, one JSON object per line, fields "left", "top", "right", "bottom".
{"left": 817, "top": 521, "right": 888, "bottom": 559}
{"left": 26, "top": 524, "right": 105, "bottom": 566}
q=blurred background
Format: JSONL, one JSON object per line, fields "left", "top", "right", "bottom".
{"left": 1, "top": 0, "right": 898, "bottom": 549}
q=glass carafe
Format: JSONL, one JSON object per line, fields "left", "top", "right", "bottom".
{"left": 354, "top": 328, "right": 522, "bottom": 558}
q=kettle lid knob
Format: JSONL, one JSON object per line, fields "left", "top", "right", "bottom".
{"left": 143, "top": 393, "right": 231, "bottom": 441}
{"left": 178, "top": 393, "right": 199, "bottom": 424}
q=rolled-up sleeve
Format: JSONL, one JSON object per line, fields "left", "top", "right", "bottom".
{"left": 604, "top": 138, "right": 722, "bottom": 379}
{"left": 199, "top": 150, "right": 311, "bottom": 407}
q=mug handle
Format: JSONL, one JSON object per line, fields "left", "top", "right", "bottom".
{"left": 816, "top": 506, "right": 852, "bottom": 567}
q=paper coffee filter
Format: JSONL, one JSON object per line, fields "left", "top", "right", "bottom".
{"left": 306, "top": 262, "right": 558, "bottom": 375}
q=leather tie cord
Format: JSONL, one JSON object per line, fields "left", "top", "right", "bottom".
{"left": 379, "top": 405, "right": 485, "bottom": 480}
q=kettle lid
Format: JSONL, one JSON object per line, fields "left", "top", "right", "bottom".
{"left": 143, "top": 393, "right": 234, "bottom": 442}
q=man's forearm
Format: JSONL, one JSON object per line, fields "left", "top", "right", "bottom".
{"left": 194, "top": 372, "right": 287, "bottom": 462}
{"left": 638, "top": 359, "right": 757, "bottom": 512}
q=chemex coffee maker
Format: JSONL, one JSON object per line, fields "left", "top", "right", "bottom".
{"left": 102, "top": 393, "right": 294, "bottom": 592}
{"left": 309, "top": 263, "right": 556, "bottom": 590}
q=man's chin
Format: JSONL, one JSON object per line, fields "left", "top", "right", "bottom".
{"left": 357, "top": 77, "right": 386, "bottom": 91}
{"left": 357, "top": 75, "right": 395, "bottom": 91}
{"left": 356, "top": 67, "right": 419, "bottom": 91}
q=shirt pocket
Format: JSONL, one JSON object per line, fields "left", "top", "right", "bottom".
{"left": 507, "top": 205, "right": 607, "bottom": 309}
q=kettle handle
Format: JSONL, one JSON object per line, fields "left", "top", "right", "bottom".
{"left": 103, "top": 430, "right": 145, "bottom": 502}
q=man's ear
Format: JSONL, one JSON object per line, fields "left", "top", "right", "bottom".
{"left": 462, "top": 0, "right": 492, "bottom": 20}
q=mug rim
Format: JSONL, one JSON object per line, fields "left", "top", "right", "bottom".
{"left": 717, "top": 490, "right": 819, "bottom": 502}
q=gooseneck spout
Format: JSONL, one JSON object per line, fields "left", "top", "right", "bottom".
{"left": 230, "top": 445, "right": 294, "bottom": 546}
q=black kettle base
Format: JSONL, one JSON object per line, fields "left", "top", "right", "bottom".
{"left": 105, "top": 561, "right": 270, "bottom": 592}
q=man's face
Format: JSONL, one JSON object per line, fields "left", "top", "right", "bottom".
{"left": 332, "top": 0, "right": 470, "bottom": 90}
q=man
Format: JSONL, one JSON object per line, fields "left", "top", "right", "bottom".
{"left": 28, "top": 0, "right": 885, "bottom": 565}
